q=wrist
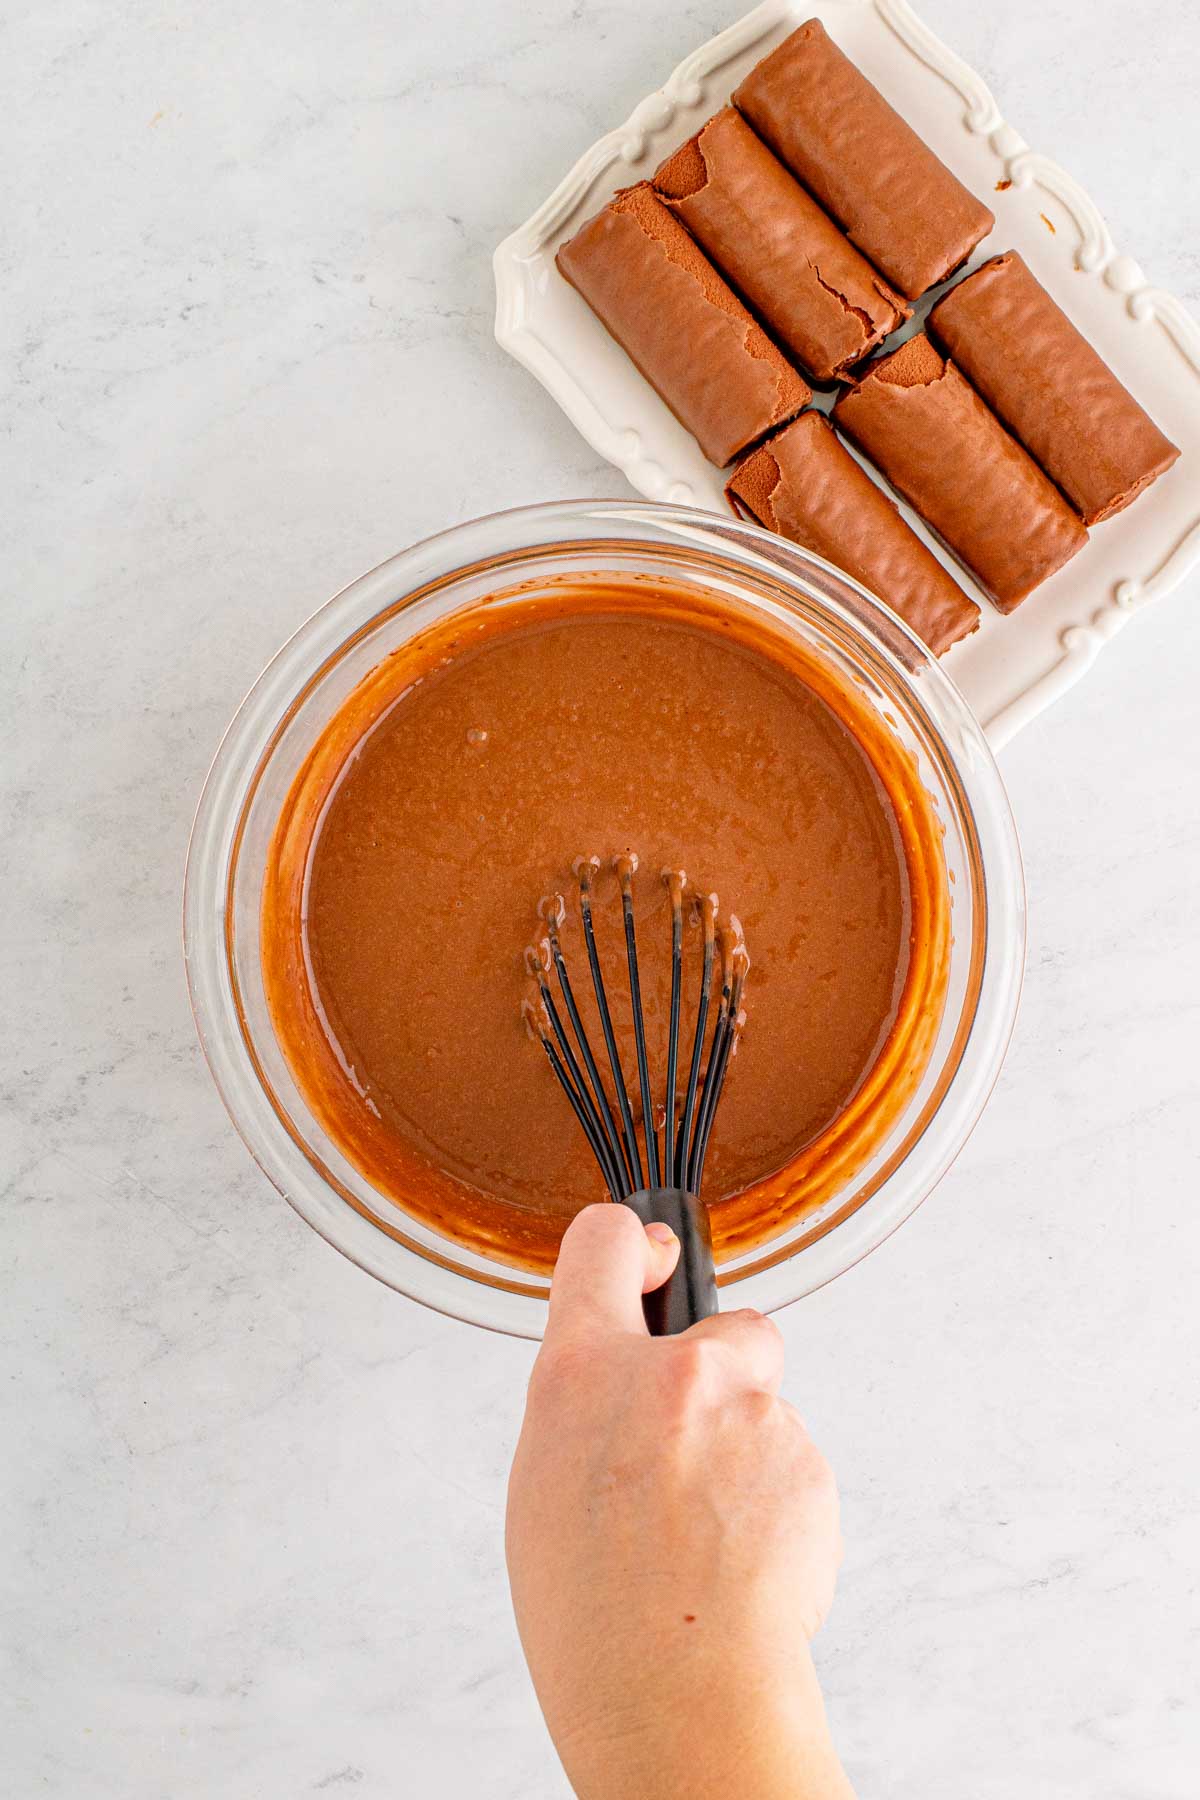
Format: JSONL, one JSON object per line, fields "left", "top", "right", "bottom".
{"left": 548, "top": 1641, "right": 853, "bottom": 1800}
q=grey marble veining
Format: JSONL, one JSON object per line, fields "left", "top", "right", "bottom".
{"left": 3, "top": 2, "right": 1199, "bottom": 1795}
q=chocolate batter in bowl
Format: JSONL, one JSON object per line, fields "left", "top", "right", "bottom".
{"left": 185, "top": 502, "right": 1024, "bottom": 1336}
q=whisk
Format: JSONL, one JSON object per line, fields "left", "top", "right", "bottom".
{"left": 525, "top": 854, "right": 748, "bottom": 1334}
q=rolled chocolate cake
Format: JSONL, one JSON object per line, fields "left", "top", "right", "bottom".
{"left": 733, "top": 19, "right": 993, "bottom": 301}
{"left": 654, "top": 106, "right": 908, "bottom": 382}
{"left": 728, "top": 411, "right": 980, "bottom": 654}
{"left": 557, "top": 183, "right": 810, "bottom": 466}
{"left": 833, "top": 334, "right": 1087, "bottom": 610}
{"left": 930, "top": 250, "right": 1179, "bottom": 524}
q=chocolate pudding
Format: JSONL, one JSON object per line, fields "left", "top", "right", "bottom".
{"left": 262, "top": 575, "right": 949, "bottom": 1273}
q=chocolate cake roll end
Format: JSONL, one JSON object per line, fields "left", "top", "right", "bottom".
{"left": 557, "top": 182, "right": 810, "bottom": 465}
{"left": 728, "top": 410, "right": 980, "bottom": 656}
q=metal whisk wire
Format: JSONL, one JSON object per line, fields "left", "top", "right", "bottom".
{"left": 525, "top": 855, "right": 747, "bottom": 1204}
{"left": 578, "top": 858, "right": 642, "bottom": 1192}
{"left": 688, "top": 925, "right": 749, "bottom": 1196}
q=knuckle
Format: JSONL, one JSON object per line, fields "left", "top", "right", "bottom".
{"left": 727, "top": 1306, "right": 775, "bottom": 1331}
{"left": 742, "top": 1386, "right": 778, "bottom": 1427}
{"left": 710, "top": 1310, "right": 784, "bottom": 1383}
{"left": 664, "top": 1334, "right": 723, "bottom": 1390}
{"left": 731, "top": 1308, "right": 784, "bottom": 1353}
{"left": 748, "top": 1309, "right": 784, "bottom": 1347}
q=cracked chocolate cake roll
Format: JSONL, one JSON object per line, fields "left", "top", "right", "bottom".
{"left": 653, "top": 106, "right": 908, "bottom": 383}
{"left": 556, "top": 182, "right": 810, "bottom": 466}
{"left": 833, "top": 333, "right": 1087, "bottom": 610}
{"left": 733, "top": 19, "right": 994, "bottom": 301}
{"left": 727, "top": 411, "right": 980, "bottom": 655}
{"left": 930, "top": 250, "right": 1179, "bottom": 524}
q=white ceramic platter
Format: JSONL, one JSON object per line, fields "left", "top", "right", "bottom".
{"left": 493, "top": 0, "right": 1200, "bottom": 747}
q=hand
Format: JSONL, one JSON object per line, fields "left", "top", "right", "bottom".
{"left": 506, "top": 1203, "right": 853, "bottom": 1800}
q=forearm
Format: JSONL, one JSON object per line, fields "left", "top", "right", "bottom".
{"left": 509, "top": 1208, "right": 849, "bottom": 1800}
{"left": 548, "top": 1645, "right": 856, "bottom": 1800}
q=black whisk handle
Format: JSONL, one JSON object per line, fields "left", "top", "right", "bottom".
{"left": 624, "top": 1188, "right": 718, "bottom": 1336}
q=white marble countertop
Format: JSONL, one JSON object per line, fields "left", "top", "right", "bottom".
{"left": 4, "top": 3, "right": 1199, "bottom": 1795}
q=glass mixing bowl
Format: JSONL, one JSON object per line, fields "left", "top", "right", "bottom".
{"left": 184, "top": 500, "right": 1024, "bottom": 1336}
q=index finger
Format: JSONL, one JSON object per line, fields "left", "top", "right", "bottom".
{"left": 545, "top": 1203, "right": 679, "bottom": 1344}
